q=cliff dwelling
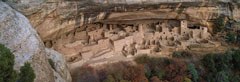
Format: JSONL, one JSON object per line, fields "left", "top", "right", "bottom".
{"left": 3, "top": 0, "right": 240, "bottom": 82}
{"left": 45, "top": 19, "right": 216, "bottom": 66}
{"left": 27, "top": 0, "right": 236, "bottom": 73}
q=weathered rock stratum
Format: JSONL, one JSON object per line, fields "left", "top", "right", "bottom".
{"left": 3, "top": 0, "right": 240, "bottom": 42}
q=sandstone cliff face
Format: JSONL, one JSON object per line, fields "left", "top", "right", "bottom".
{"left": 0, "top": 1, "right": 71, "bottom": 82}
{"left": 45, "top": 48, "right": 72, "bottom": 82}
{"left": 2, "top": 0, "right": 240, "bottom": 79}
{"left": 4, "top": 0, "right": 238, "bottom": 42}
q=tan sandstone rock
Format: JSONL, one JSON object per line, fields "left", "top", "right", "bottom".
{"left": 0, "top": 2, "right": 71, "bottom": 82}
{"left": 4, "top": 0, "right": 238, "bottom": 42}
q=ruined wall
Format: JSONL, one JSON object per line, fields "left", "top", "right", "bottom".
{"left": 93, "top": 0, "right": 205, "bottom": 4}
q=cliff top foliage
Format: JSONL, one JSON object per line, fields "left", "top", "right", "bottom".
{"left": 0, "top": 44, "right": 35, "bottom": 82}
{"left": 0, "top": 44, "right": 17, "bottom": 82}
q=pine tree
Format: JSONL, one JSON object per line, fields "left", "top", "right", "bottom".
{"left": 19, "top": 62, "right": 36, "bottom": 82}
{"left": 0, "top": 44, "right": 17, "bottom": 82}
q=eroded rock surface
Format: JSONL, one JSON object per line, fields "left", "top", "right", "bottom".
{"left": 3, "top": 0, "right": 238, "bottom": 42}
{"left": 45, "top": 48, "right": 72, "bottom": 82}
{"left": 3, "top": 0, "right": 240, "bottom": 73}
{"left": 0, "top": 1, "right": 71, "bottom": 82}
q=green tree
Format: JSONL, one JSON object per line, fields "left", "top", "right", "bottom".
{"left": 226, "top": 32, "right": 236, "bottom": 43}
{"left": 214, "top": 15, "right": 225, "bottom": 33}
{"left": 172, "top": 51, "right": 183, "bottom": 58}
{"left": 214, "top": 53, "right": 233, "bottom": 71}
{"left": 48, "top": 59, "right": 55, "bottom": 70}
{"left": 152, "top": 67, "right": 165, "bottom": 80}
{"left": 187, "top": 63, "right": 198, "bottom": 82}
{"left": 230, "top": 74, "right": 240, "bottom": 82}
{"left": 19, "top": 62, "right": 36, "bottom": 82}
{"left": 215, "top": 71, "right": 229, "bottom": 82}
{"left": 143, "top": 64, "right": 151, "bottom": 78}
{"left": 0, "top": 44, "right": 17, "bottom": 82}
{"left": 172, "top": 51, "right": 191, "bottom": 58}
{"left": 232, "top": 50, "right": 240, "bottom": 70}
{"left": 202, "top": 53, "right": 233, "bottom": 72}
{"left": 134, "top": 55, "right": 150, "bottom": 64}
{"left": 202, "top": 54, "right": 217, "bottom": 73}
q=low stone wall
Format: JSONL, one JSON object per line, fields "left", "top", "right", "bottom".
{"left": 93, "top": 0, "right": 204, "bottom": 4}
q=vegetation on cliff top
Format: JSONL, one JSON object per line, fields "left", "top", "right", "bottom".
{"left": 0, "top": 44, "right": 36, "bottom": 82}
{"left": 19, "top": 63, "right": 36, "bottom": 82}
{"left": 0, "top": 44, "right": 17, "bottom": 82}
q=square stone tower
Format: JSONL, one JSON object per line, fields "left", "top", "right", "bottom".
{"left": 180, "top": 20, "right": 189, "bottom": 36}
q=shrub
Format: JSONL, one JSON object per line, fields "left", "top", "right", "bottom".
{"left": 72, "top": 66, "right": 99, "bottom": 82}
{"left": 153, "top": 69, "right": 165, "bottom": 80}
{"left": 164, "top": 60, "right": 188, "bottom": 81}
{"left": 226, "top": 32, "right": 237, "bottom": 43}
{"left": 0, "top": 44, "right": 17, "bottom": 82}
{"left": 201, "top": 54, "right": 217, "bottom": 73}
{"left": 134, "top": 55, "right": 150, "bottom": 64}
{"left": 143, "top": 64, "right": 151, "bottom": 78}
{"left": 214, "top": 54, "right": 233, "bottom": 71}
{"left": 123, "top": 65, "right": 148, "bottom": 82}
{"left": 232, "top": 50, "right": 240, "bottom": 70}
{"left": 172, "top": 51, "right": 182, "bottom": 58}
{"left": 105, "top": 62, "right": 125, "bottom": 81}
{"left": 230, "top": 74, "right": 240, "bottom": 82}
{"left": 202, "top": 53, "right": 233, "bottom": 72}
{"left": 19, "top": 62, "right": 36, "bottom": 82}
{"left": 187, "top": 63, "right": 198, "bottom": 82}
{"left": 48, "top": 59, "right": 55, "bottom": 70}
{"left": 134, "top": 55, "right": 172, "bottom": 68}
{"left": 214, "top": 15, "right": 225, "bottom": 33}
{"left": 172, "top": 51, "right": 191, "bottom": 58}
{"left": 201, "top": 51, "right": 239, "bottom": 82}
{"left": 215, "top": 71, "right": 230, "bottom": 82}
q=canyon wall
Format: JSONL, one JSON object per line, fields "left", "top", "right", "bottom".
{"left": 2, "top": 0, "right": 240, "bottom": 79}
{"left": 3, "top": 0, "right": 239, "bottom": 42}
{"left": 0, "top": 1, "right": 71, "bottom": 82}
